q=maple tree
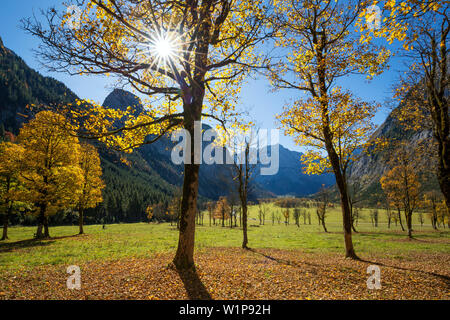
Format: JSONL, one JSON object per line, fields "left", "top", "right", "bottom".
{"left": 233, "top": 139, "right": 256, "bottom": 248}
{"left": 23, "top": 0, "right": 272, "bottom": 269}
{"left": 257, "top": 202, "right": 267, "bottom": 225}
{"left": 423, "top": 191, "right": 441, "bottom": 230}
{"left": 77, "top": 143, "right": 105, "bottom": 234}
{"left": 214, "top": 196, "right": 230, "bottom": 227}
{"left": 315, "top": 185, "right": 329, "bottom": 233}
{"left": 282, "top": 208, "right": 290, "bottom": 225}
{"left": 272, "top": 0, "right": 389, "bottom": 258}
{"left": 0, "top": 142, "right": 25, "bottom": 240}
{"left": 206, "top": 201, "right": 214, "bottom": 226}
{"left": 380, "top": 144, "right": 421, "bottom": 238}
{"left": 167, "top": 193, "right": 182, "bottom": 229}
{"left": 360, "top": 0, "right": 449, "bottom": 213}
{"left": 146, "top": 205, "right": 154, "bottom": 222}
{"left": 18, "top": 111, "right": 84, "bottom": 239}
{"left": 436, "top": 199, "right": 450, "bottom": 228}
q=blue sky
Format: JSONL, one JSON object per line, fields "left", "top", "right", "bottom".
{"left": 0, "top": 1, "right": 405, "bottom": 152}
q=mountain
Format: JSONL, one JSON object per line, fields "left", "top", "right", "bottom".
{"left": 101, "top": 89, "right": 334, "bottom": 198}
{"left": 254, "top": 144, "right": 335, "bottom": 197}
{"left": 347, "top": 100, "right": 439, "bottom": 205}
{"left": 101, "top": 89, "right": 272, "bottom": 200}
{"left": 0, "top": 37, "right": 77, "bottom": 134}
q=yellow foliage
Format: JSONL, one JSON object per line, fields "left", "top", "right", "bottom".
{"left": 78, "top": 142, "right": 105, "bottom": 211}
{"left": 0, "top": 142, "right": 25, "bottom": 208}
{"left": 18, "top": 111, "right": 84, "bottom": 216}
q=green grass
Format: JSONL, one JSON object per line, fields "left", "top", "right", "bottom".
{"left": 1, "top": 205, "right": 449, "bottom": 271}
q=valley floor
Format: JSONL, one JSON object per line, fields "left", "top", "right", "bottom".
{"left": 1, "top": 248, "right": 449, "bottom": 300}
{"left": 0, "top": 223, "right": 449, "bottom": 300}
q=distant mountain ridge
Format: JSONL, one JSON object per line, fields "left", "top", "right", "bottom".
{"left": 254, "top": 144, "right": 335, "bottom": 196}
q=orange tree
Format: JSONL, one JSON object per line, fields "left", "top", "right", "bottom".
{"left": 18, "top": 111, "right": 83, "bottom": 239}
{"left": 271, "top": 0, "right": 389, "bottom": 259}
{"left": 23, "top": 0, "right": 272, "bottom": 269}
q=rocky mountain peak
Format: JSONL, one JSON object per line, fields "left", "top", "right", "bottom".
{"left": 102, "top": 88, "right": 144, "bottom": 115}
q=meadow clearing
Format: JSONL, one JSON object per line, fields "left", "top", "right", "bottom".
{"left": 0, "top": 205, "right": 449, "bottom": 300}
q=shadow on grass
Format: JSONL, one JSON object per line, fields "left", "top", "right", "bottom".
{"left": 360, "top": 258, "right": 450, "bottom": 283}
{"left": 356, "top": 231, "right": 450, "bottom": 243}
{"left": 0, "top": 238, "right": 55, "bottom": 253}
{"left": 0, "top": 234, "right": 80, "bottom": 253}
{"left": 247, "top": 248, "right": 322, "bottom": 269}
{"left": 250, "top": 248, "right": 450, "bottom": 284}
{"left": 174, "top": 265, "right": 212, "bottom": 300}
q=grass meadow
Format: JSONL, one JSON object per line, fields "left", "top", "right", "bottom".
{"left": 1, "top": 204, "right": 448, "bottom": 271}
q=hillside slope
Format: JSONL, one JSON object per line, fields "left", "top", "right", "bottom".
{"left": 347, "top": 103, "right": 439, "bottom": 204}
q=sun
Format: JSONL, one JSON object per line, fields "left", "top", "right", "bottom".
{"left": 154, "top": 38, "right": 174, "bottom": 58}
{"left": 138, "top": 26, "right": 187, "bottom": 72}
{"left": 146, "top": 32, "right": 180, "bottom": 65}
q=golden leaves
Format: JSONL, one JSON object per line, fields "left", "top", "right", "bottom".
{"left": 15, "top": 111, "right": 103, "bottom": 216}
{"left": 357, "top": 0, "right": 444, "bottom": 50}
{"left": 278, "top": 87, "right": 378, "bottom": 175}
{"left": 78, "top": 142, "right": 104, "bottom": 210}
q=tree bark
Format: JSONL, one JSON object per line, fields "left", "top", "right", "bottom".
{"left": 79, "top": 209, "right": 84, "bottom": 235}
{"left": 44, "top": 215, "right": 50, "bottom": 238}
{"left": 431, "top": 211, "right": 437, "bottom": 230}
{"left": 1, "top": 212, "right": 9, "bottom": 240}
{"left": 173, "top": 98, "right": 201, "bottom": 269}
{"left": 397, "top": 208, "right": 405, "bottom": 231}
{"left": 436, "top": 142, "right": 450, "bottom": 215}
{"left": 321, "top": 217, "right": 328, "bottom": 233}
{"left": 173, "top": 159, "right": 200, "bottom": 269}
{"left": 406, "top": 211, "right": 413, "bottom": 239}
{"left": 351, "top": 218, "right": 358, "bottom": 233}
{"left": 242, "top": 204, "right": 248, "bottom": 249}
{"left": 350, "top": 203, "right": 357, "bottom": 233}
{"left": 35, "top": 204, "right": 47, "bottom": 239}
{"left": 327, "top": 148, "right": 358, "bottom": 259}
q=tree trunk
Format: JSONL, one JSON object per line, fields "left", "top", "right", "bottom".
{"left": 350, "top": 204, "right": 357, "bottom": 232}
{"left": 436, "top": 129, "right": 450, "bottom": 216}
{"left": 1, "top": 212, "right": 9, "bottom": 240}
{"left": 321, "top": 217, "right": 328, "bottom": 233}
{"left": 351, "top": 220, "right": 358, "bottom": 233}
{"left": 431, "top": 212, "right": 437, "bottom": 230}
{"left": 35, "top": 204, "right": 47, "bottom": 239}
{"left": 329, "top": 154, "right": 358, "bottom": 259}
{"left": 397, "top": 208, "right": 405, "bottom": 231}
{"left": 242, "top": 204, "right": 248, "bottom": 249}
{"left": 406, "top": 211, "right": 413, "bottom": 239}
{"left": 173, "top": 161, "right": 200, "bottom": 270}
{"left": 44, "top": 215, "right": 50, "bottom": 238}
{"left": 79, "top": 209, "right": 84, "bottom": 235}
